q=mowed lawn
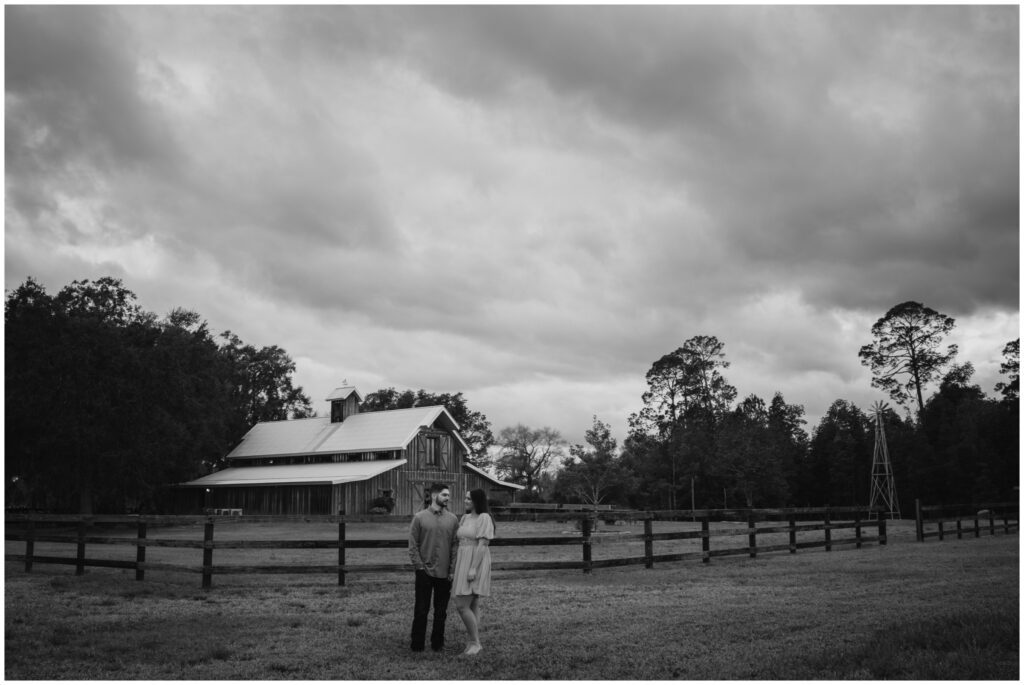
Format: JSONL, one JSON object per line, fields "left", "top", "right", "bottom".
{"left": 4, "top": 519, "right": 1019, "bottom": 680}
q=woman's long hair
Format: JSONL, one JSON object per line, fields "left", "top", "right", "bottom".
{"left": 468, "top": 488, "right": 495, "bottom": 533}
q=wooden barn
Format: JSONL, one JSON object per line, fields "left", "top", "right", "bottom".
{"left": 176, "top": 386, "right": 522, "bottom": 516}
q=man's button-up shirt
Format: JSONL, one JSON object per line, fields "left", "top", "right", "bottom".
{"left": 408, "top": 506, "right": 459, "bottom": 578}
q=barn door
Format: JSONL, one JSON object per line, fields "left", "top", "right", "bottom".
{"left": 409, "top": 481, "right": 426, "bottom": 513}
{"left": 440, "top": 435, "right": 451, "bottom": 471}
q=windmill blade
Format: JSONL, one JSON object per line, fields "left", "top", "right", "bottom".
{"left": 870, "top": 400, "right": 889, "bottom": 421}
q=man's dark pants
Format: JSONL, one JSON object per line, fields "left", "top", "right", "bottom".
{"left": 411, "top": 569, "right": 451, "bottom": 651}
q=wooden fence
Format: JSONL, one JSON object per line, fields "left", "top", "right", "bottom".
{"left": 914, "top": 500, "right": 1018, "bottom": 542}
{"left": 0, "top": 506, "right": 923, "bottom": 590}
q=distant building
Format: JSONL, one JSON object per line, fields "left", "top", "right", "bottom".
{"left": 176, "top": 385, "right": 521, "bottom": 515}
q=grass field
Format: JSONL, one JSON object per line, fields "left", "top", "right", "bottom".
{"left": 4, "top": 519, "right": 1019, "bottom": 680}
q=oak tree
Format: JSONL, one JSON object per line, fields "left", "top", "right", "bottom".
{"left": 216, "top": 331, "right": 313, "bottom": 467}
{"left": 5, "top": 276, "right": 313, "bottom": 511}
{"left": 494, "top": 424, "right": 566, "bottom": 500}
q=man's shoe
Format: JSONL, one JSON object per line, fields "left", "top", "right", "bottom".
{"left": 411, "top": 644, "right": 425, "bottom": 652}
{"left": 431, "top": 643, "right": 444, "bottom": 652}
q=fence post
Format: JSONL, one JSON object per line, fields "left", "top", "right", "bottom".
{"left": 136, "top": 520, "right": 147, "bottom": 581}
{"left": 581, "top": 516, "right": 592, "bottom": 574}
{"left": 824, "top": 509, "right": 832, "bottom": 552}
{"left": 988, "top": 510, "right": 995, "bottom": 536}
{"left": 701, "top": 516, "right": 710, "bottom": 564}
{"left": 788, "top": 514, "right": 797, "bottom": 554}
{"left": 956, "top": 516, "right": 963, "bottom": 540}
{"left": 24, "top": 519, "right": 35, "bottom": 573}
{"left": 1003, "top": 511, "right": 1010, "bottom": 535}
{"left": 915, "top": 499, "right": 924, "bottom": 542}
{"left": 855, "top": 511, "right": 862, "bottom": 549}
{"left": 937, "top": 519, "right": 944, "bottom": 541}
{"left": 202, "top": 519, "right": 214, "bottom": 589}
{"left": 747, "top": 512, "right": 757, "bottom": 558}
{"left": 76, "top": 518, "right": 88, "bottom": 575}
{"left": 643, "top": 518, "right": 653, "bottom": 569}
{"left": 338, "top": 516, "right": 346, "bottom": 586}
{"left": 974, "top": 514, "right": 980, "bottom": 538}
{"left": 878, "top": 516, "right": 887, "bottom": 546}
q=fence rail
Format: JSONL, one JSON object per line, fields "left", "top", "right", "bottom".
{"left": 914, "top": 500, "right": 1019, "bottom": 542}
{"left": 4, "top": 503, "right": 1013, "bottom": 590}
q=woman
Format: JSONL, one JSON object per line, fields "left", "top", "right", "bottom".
{"left": 452, "top": 488, "right": 495, "bottom": 656}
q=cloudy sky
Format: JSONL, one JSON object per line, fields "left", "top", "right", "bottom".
{"left": 5, "top": 5, "right": 1019, "bottom": 448}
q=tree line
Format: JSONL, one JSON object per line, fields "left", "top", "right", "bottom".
{"left": 521, "top": 303, "right": 1018, "bottom": 512}
{"left": 328, "top": 301, "right": 1018, "bottom": 512}
{"left": 5, "top": 277, "right": 314, "bottom": 513}
{"left": 6, "top": 278, "right": 1018, "bottom": 515}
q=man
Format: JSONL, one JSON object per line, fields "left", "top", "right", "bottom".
{"left": 408, "top": 482, "right": 459, "bottom": 652}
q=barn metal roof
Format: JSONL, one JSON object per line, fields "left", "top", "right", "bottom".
{"left": 224, "top": 405, "right": 470, "bottom": 460}
{"left": 464, "top": 462, "right": 526, "bottom": 490}
{"left": 183, "top": 459, "right": 406, "bottom": 487}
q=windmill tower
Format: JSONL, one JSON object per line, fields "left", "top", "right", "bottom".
{"left": 868, "top": 401, "right": 901, "bottom": 520}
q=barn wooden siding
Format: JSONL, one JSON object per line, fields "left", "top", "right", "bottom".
{"left": 337, "top": 393, "right": 361, "bottom": 421}
{"left": 358, "top": 428, "right": 469, "bottom": 516}
{"left": 213, "top": 485, "right": 334, "bottom": 515}
{"left": 341, "top": 432, "right": 516, "bottom": 515}
{"left": 338, "top": 464, "right": 474, "bottom": 517}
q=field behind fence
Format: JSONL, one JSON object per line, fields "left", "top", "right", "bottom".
{"left": 5, "top": 502, "right": 1017, "bottom": 589}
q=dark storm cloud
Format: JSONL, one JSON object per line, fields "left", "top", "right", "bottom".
{"left": 6, "top": 5, "right": 401, "bottom": 284}
{"left": 379, "top": 6, "right": 1019, "bottom": 319}
{"left": 4, "top": 5, "right": 1018, "bottom": 441}
{"left": 6, "top": 7, "right": 182, "bottom": 201}
{"left": 391, "top": 6, "right": 764, "bottom": 131}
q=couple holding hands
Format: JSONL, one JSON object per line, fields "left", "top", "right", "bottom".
{"left": 408, "top": 483, "right": 495, "bottom": 656}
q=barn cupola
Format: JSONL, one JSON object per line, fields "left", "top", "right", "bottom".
{"left": 326, "top": 383, "right": 362, "bottom": 423}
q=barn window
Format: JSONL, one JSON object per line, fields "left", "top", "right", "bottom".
{"left": 425, "top": 437, "right": 439, "bottom": 467}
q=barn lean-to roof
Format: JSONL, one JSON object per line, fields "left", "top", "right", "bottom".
{"left": 185, "top": 460, "right": 407, "bottom": 487}
{"left": 184, "top": 459, "right": 523, "bottom": 491}
{"left": 463, "top": 462, "right": 525, "bottom": 491}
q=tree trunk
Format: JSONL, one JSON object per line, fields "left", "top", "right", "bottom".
{"left": 913, "top": 366, "right": 925, "bottom": 417}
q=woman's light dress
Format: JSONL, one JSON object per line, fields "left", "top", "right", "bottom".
{"left": 452, "top": 512, "right": 494, "bottom": 597}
